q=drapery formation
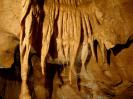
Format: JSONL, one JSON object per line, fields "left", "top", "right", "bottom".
{"left": 41, "top": 0, "right": 96, "bottom": 83}
{"left": 20, "top": 0, "right": 96, "bottom": 98}
{"left": 19, "top": 0, "right": 108, "bottom": 98}
{"left": 19, "top": 0, "right": 132, "bottom": 98}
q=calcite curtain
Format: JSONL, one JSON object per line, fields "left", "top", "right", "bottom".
{"left": 19, "top": 0, "right": 132, "bottom": 98}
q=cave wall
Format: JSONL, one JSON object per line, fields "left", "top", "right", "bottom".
{"left": 0, "top": 0, "right": 133, "bottom": 99}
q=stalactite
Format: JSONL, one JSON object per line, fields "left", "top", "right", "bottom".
{"left": 41, "top": 1, "right": 56, "bottom": 75}
{"left": 99, "top": 40, "right": 107, "bottom": 64}
{"left": 21, "top": 0, "right": 31, "bottom": 21}
{"left": 57, "top": 9, "right": 65, "bottom": 63}
{"left": 20, "top": 0, "right": 32, "bottom": 98}
{"left": 62, "top": 11, "right": 69, "bottom": 63}
{"left": 83, "top": 13, "right": 96, "bottom": 60}
{"left": 81, "top": 14, "right": 89, "bottom": 75}
{"left": 68, "top": 10, "right": 74, "bottom": 83}
{"left": 69, "top": 9, "right": 81, "bottom": 83}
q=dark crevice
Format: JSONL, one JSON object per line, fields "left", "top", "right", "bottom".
{"left": 0, "top": 45, "right": 21, "bottom": 81}
{"left": 48, "top": 17, "right": 58, "bottom": 59}
{"left": 94, "top": 40, "right": 98, "bottom": 62}
{"left": 0, "top": 46, "right": 35, "bottom": 99}
{"left": 45, "top": 63, "right": 64, "bottom": 99}
{"left": 112, "top": 39, "right": 133, "bottom": 55}
{"left": 107, "top": 49, "right": 111, "bottom": 65}
{"left": 0, "top": 45, "right": 21, "bottom": 99}
{"left": 31, "top": 0, "right": 45, "bottom": 57}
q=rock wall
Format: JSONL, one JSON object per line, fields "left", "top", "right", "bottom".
{"left": 0, "top": 0, "right": 133, "bottom": 99}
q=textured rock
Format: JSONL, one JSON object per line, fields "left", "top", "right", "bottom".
{"left": 0, "top": 0, "right": 133, "bottom": 99}
{"left": 0, "top": 0, "right": 20, "bottom": 68}
{"left": 0, "top": 32, "right": 19, "bottom": 68}
{"left": 0, "top": 0, "right": 21, "bottom": 37}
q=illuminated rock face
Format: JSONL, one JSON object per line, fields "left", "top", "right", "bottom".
{"left": 0, "top": 0, "right": 20, "bottom": 68}
{"left": 0, "top": 0, "right": 133, "bottom": 99}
